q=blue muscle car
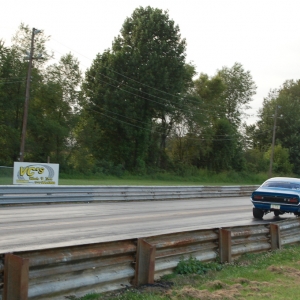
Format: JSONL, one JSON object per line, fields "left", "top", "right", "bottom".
{"left": 251, "top": 177, "right": 300, "bottom": 219}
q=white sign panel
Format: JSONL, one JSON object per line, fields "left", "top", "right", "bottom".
{"left": 13, "top": 162, "right": 59, "bottom": 186}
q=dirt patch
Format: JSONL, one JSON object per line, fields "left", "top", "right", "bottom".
{"left": 206, "top": 280, "right": 229, "bottom": 290}
{"left": 167, "top": 286, "right": 241, "bottom": 300}
{"left": 234, "top": 278, "right": 251, "bottom": 285}
{"left": 267, "top": 265, "right": 300, "bottom": 277}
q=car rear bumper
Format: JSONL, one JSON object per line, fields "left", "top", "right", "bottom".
{"left": 252, "top": 201, "right": 300, "bottom": 213}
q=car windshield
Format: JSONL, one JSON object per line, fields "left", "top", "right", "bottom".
{"left": 262, "top": 181, "right": 300, "bottom": 190}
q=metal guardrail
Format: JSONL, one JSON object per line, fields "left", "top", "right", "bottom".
{"left": 2, "top": 218, "right": 300, "bottom": 299}
{"left": 226, "top": 224, "right": 271, "bottom": 261}
{"left": 144, "top": 229, "right": 219, "bottom": 280}
{"left": 0, "top": 185, "right": 258, "bottom": 205}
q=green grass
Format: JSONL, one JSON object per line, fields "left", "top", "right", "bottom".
{"left": 0, "top": 176, "right": 13, "bottom": 185}
{"left": 0, "top": 168, "right": 272, "bottom": 186}
{"left": 58, "top": 170, "right": 268, "bottom": 186}
{"left": 77, "top": 244, "right": 300, "bottom": 300}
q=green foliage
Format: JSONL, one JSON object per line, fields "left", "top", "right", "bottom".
{"left": 83, "top": 6, "right": 194, "bottom": 172}
{"left": 0, "top": 25, "right": 81, "bottom": 166}
{"left": 252, "top": 81, "right": 300, "bottom": 175}
{"left": 244, "top": 148, "right": 269, "bottom": 173}
{"left": 2, "top": 19, "right": 297, "bottom": 178}
{"left": 32, "top": 170, "right": 268, "bottom": 187}
{"left": 175, "top": 256, "right": 222, "bottom": 275}
{"left": 217, "top": 62, "right": 256, "bottom": 126}
{"left": 264, "top": 144, "right": 293, "bottom": 174}
{"left": 0, "top": 40, "right": 27, "bottom": 163}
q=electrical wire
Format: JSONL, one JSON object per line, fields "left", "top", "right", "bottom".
{"left": 50, "top": 40, "right": 258, "bottom": 116}
{"left": 88, "top": 107, "right": 271, "bottom": 141}
{"left": 0, "top": 76, "right": 26, "bottom": 81}
{"left": 0, "top": 80, "right": 26, "bottom": 85}
{"left": 44, "top": 47, "right": 266, "bottom": 140}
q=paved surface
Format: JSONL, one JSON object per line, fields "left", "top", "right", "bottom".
{"left": 0, "top": 197, "right": 294, "bottom": 253}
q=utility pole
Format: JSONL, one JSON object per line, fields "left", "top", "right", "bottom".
{"left": 268, "top": 105, "right": 279, "bottom": 178}
{"left": 19, "top": 28, "right": 41, "bottom": 162}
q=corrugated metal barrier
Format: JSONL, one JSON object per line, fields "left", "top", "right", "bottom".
{"left": 2, "top": 218, "right": 300, "bottom": 299}
{"left": 144, "top": 229, "right": 219, "bottom": 279}
{"left": 0, "top": 185, "right": 258, "bottom": 205}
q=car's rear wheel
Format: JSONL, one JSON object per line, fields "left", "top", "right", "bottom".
{"left": 253, "top": 207, "right": 264, "bottom": 219}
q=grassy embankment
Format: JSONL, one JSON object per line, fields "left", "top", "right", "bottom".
{"left": 76, "top": 244, "right": 300, "bottom": 300}
{"left": 0, "top": 170, "right": 269, "bottom": 186}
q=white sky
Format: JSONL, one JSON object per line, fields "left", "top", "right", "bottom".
{"left": 1, "top": 0, "right": 300, "bottom": 125}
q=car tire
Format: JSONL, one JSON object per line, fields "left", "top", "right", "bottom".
{"left": 253, "top": 207, "right": 264, "bottom": 219}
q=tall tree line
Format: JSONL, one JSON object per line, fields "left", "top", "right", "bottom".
{"left": 1, "top": 8, "right": 297, "bottom": 176}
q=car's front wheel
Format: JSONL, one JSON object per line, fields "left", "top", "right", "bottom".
{"left": 253, "top": 207, "right": 264, "bottom": 219}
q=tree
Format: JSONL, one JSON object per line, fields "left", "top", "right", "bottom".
{"left": 178, "top": 63, "right": 255, "bottom": 172}
{"left": 0, "top": 41, "right": 27, "bottom": 164}
{"left": 264, "top": 144, "right": 293, "bottom": 174}
{"left": 208, "top": 119, "right": 244, "bottom": 171}
{"left": 83, "top": 6, "right": 194, "bottom": 171}
{"left": 217, "top": 62, "right": 256, "bottom": 126}
{"left": 254, "top": 80, "right": 300, "bottom": 174}
{"left": 0, "top": 24, "right": 82, "bottom": 168}
{"left": 25, "top": 53, "right": 82, "bottom": 167}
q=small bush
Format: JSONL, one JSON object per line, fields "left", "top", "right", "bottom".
{"left": 175, "top": 256, "right": 223, "bottom": 275}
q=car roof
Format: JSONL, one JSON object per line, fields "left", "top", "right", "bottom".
{"left": 266, "top": 177, "right": 300, "bottom": 183}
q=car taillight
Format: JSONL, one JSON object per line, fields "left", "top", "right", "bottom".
{"left": 289, "top": 198, "right": 299, "bottom": 203}
{"left": 253, "top": 195, "right": 263, "bottom": 200}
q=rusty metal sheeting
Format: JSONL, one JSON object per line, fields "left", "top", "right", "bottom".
{"left": 28, "top": 265, "right": 134, "bottom": 299}
{"left": 277, "top": 219, "right": 300, "bottom": 246}
{"left": 19, "top": 240, "right": 136, "bottom": 267}
{"left": 231, "top": 234, "right": 269, "bottom": 245}
{"left": 281, "top": 234, "right": 300, "bottom": 246}
{"left": 156, "top": 241, "right": 217, "bottom": 259}
{"left": 232, "top": 242, "right": 270, "bottom": 256}
{"left": 144, "top": 229, "right": 218, "bottom": 249}
{"left": 229, "top": 225, "right": 269, "bottom": 237}
{"left": 3, "top": 219, "right": 300, "bottom": 298}
{"left": 277, "top": 218, "right": 300, "bottom": 231}
{"left": 144, "top": 229, "right": 218, "bottom": 278}
{"left": 227, "top": 224, "right": 271, "bottom": 258}
{"left": 13, "top": 240, "right": 136, "bottom": 300}
{"left": 154, "top": 250, "right": 217, "bottom": 279}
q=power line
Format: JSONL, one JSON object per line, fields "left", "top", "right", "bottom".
{"left": 0, "top": 80, "right": 26, "bottom": 85}
{"left": 50, "top": 41, "right": 257, "bottom": 116}
{"left": 88, "top": 107, "right": 268, "bottom": 141}
{"left": 48, "top": 45, "right": 264, "bottom": 125}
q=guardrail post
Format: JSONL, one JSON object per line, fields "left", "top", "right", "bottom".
{"left": 270, "top": 223, "right": 281, "bottom": 250}
{"left": 219, "top": 229, "right": 232, "bottom": 263}
{"left": 134, "top": 239, "right": 156, "bottom": 286}
{"left": 3, "top": 254, "right": 29, "bottom": 300}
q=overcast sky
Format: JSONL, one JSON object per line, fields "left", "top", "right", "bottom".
{"left": 1, "top": 0, "right": 300, "bottom": 124}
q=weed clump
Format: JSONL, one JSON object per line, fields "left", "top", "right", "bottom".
{"left": 175, "top": 256, "right": 223, "bottom": 275}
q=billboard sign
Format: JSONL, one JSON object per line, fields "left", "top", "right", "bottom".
{"left": 13, "top": 162, "right": 59, "bottom": 186}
